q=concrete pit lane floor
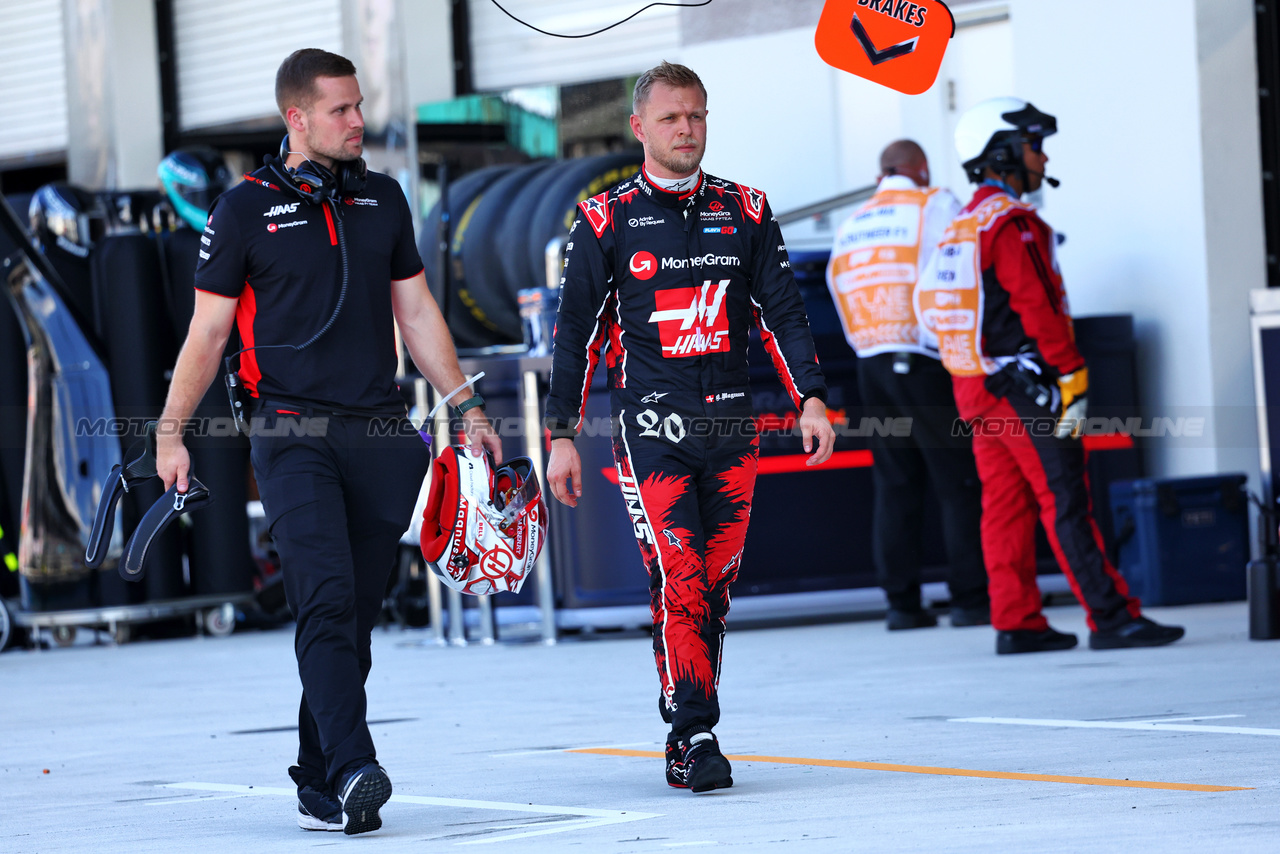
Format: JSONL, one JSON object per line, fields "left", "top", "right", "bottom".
{"left": 2, "top": 600, "right": 1277, "bottom": 853}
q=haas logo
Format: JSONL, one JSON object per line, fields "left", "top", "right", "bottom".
{"left": 648, "top": 279, "right": 731, "bottom": 357}
{"left": 263, "top": 203, "right": 300, "bottom": 217}
{"left": 630, "top": 251, "right": 658, "bottom": 280}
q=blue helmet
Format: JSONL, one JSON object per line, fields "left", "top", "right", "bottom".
{"left": 158, "top": 147, "right": 233, "bottom": 230}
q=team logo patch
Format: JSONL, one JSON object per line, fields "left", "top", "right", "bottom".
{"left": 630, "top": 251, "right": 658, "bottom": 280}
{"left": 737, "top": 184, "right": 766, "bottom": 224}
{"left": 648, "top": 279, "right": 731, "bottom": 358}
{"left": 703, "top": 226, "right": 737, "bottom": 234}
{"left": 580, "top": 192, "right": 611, "bottom": 238}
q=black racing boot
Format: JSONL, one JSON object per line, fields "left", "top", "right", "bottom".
{"left": 666, "top": 730, "right": 733, "bottom": 793}
{"left": 1089, "top": 616, "right": 1185, "bottom": 650}
{"left": 996, "top": 626, "right": 1078, "bottom": 654}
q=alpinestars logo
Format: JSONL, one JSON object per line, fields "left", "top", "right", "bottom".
{"left": 648, "top": 279, "right": 731, "bottom": 357}
{"left": 263, "top": 203, "right": 300, "bottom": 217}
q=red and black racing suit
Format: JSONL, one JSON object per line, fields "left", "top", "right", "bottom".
{"left": 545, "top": 167, "right": 827, "bottom": 736}
{"left": 954, "top": 184, "right": 1141, "bottom": 633}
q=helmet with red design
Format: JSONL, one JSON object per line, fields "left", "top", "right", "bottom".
{"left": 419, "top": 446, "right": 546, "bottom": 595}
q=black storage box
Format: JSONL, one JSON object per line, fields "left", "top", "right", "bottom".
{"left": 1109, "top": 474, "right": 1249, "bottom": 606}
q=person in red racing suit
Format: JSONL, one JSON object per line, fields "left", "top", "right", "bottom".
{"left": 918, "top": 97, "right": 1183, "bottom": 654}
{"left": 544, "top": 62, "right": 835, "bottom": 792}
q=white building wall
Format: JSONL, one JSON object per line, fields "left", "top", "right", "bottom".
{"left": 671, "top": 0, "right": 1265, "bottom": 487}
{"left": 404, "top": 0, "right": 454, "bottom": 107}
{"left": 1008, "top": 0, "right": 1263, "bottom": 489}
{"left": 676, "top": 27, "right": 844, "bottom": 216}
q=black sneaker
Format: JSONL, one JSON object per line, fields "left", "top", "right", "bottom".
{"left": 338, "top": 762, "right": 392, "bottom": 835}
{"left": 950, "top": 605, "right": 991, "bottom": 628}
{"left": 886, "top": 608, "right": 938, "bottom": 631}
{"left": 996, "top": 626, "right": 1078, "bottom": 654}
{"left": 297, "top": 784, "right": 342, "bottom": 832}
{"left": 666, "top": 731, "right": 733, "bottom": 793}
{"left": 1089, "top": 616, "right": 1185, "bottom": 650}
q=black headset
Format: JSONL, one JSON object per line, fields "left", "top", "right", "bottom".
{"left": 266, "top": 134, "right": 367, "bottom": 203}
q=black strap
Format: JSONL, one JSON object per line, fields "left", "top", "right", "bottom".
{"left": 85, "top": 423, "right": 160, "bottom": 568}
{"left": 118, "top": 476, "right": 213, "bottom": 582}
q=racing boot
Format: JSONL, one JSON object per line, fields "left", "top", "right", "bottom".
{"left": 1089, "top": 616, "right": 1185, "bottom": 650}
{"left": 666, "top": 730, "right": 733, "bottom": 793}
{"left": 996, "top": 626, "right": 1078, "bottom": 655}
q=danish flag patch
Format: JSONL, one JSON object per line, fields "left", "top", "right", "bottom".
{"left": 580, "top": 192, "right": 612, "bottom": 238}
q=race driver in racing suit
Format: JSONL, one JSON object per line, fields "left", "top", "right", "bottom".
{"left": 916, "top": 97, "right": 1184, "bottom": 655}
{"left": 544, "top": 62, "right": 835, "bottom": 793}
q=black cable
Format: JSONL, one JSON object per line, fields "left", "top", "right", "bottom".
{"left": 488, "top": 0, "right": 712, "bottom": 39}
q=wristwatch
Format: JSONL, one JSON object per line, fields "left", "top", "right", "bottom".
{"left": 453, "top": 395, "right": 486, "bottom": 417}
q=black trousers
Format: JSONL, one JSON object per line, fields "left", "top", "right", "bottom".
{"left": 858, "top": 353, "right": 987, "bottom": 610}
{"left": 610, "top": 389, "right": 758, "bottom": 737}
{"left": 250, "top": 406, "right": 430, "bottom": 790}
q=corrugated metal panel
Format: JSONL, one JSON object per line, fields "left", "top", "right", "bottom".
{"left": 0, "top": 0, "right": 69, "bottom": 161}
{"left": 469, "top": 0, "right": 680, "bottom": 91}
{"left": 173, "top": 0, "right": 342, "bottom": 131}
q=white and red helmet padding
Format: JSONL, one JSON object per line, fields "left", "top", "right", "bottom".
{"left": 419, "top": 446, "right": 546, "bottom": 595}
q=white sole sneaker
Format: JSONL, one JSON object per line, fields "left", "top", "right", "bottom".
{"left": 297, "top": 805, "right": 342, "bottom": 832}
{"left": 339, "top": 765, "right": 392, "bottom": 835}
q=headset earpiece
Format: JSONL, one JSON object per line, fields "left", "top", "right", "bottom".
{"left": 270, "top": 133, "right": 368, "bottom": 203}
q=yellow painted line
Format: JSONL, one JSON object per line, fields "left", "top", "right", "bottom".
{"left": 567, "top": 748, "right": 1251, "bottom": 792}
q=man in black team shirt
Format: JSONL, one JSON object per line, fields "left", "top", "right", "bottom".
{"left": 544, "top": 61, "right": 835, "bottom": 793}
{"left": 155, "top": 49, "right": 500, "bottom": 835}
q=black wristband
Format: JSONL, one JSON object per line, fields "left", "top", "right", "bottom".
{"left": 801, "top": 390, "right": 828, "bottom": 407}
{"left": 454, "top": 395, "right": 485, "bottom": 416}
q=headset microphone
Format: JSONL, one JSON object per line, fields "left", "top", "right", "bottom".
{"left": 1029, "top": 169, "right": 1060, "bottom": 188}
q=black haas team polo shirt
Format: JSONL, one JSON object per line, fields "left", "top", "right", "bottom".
{"left": 194, "top": 165, "right": 423, "bottom": 414}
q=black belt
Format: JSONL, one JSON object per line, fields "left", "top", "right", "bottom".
{"left": 252, "top": 398, "right": 402, "bottom": 419}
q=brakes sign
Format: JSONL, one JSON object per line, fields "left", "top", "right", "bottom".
{"left": 815, "top": 0, "right": 954, "bottom": 95}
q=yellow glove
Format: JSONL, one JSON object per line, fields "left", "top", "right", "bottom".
{"left": 1055, "top": 368, "right": 1088, "bottom": 440}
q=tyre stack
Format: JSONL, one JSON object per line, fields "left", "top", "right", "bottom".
{"left": 421, "top": 153, "right": 643, "bottom": 349}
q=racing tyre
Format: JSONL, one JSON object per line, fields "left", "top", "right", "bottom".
{"left": 524, "top": 153, "right": 643, "bottom": 295}
{"left": 420, "top": 165, "right": 518, "bottom": 348}
{"left": 458, "top": 162, "right": 554, "bottom": 342}
{"left": 495, "top": 160, "right": 570, "bottom": 298}
{"left": 0, "top": 597, "right": 12, "bottom": 651}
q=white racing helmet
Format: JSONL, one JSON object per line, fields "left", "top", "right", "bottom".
{"left": 955, "top": 96, "right": 1057, "bottom": 183}
{"left": 419, "top": 446, "right": 546, "bottom": 595}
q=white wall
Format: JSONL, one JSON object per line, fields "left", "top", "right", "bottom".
{"left": 677, "top": 27, "right": 844, "bottom": 216}
{"left": 1008, "top": 0, "right": 1263, "bottom": 489}
{"left": 673, "top": 0, "right": 1267, "bottom": 488}
{"left": 403, "top": 0, "right": 454, "bottom": 107}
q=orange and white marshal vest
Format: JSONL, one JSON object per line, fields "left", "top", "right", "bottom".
{"left": 915, "top": 192, "right": 1038, "bottom": 378}
{"left": 825, "top": 177, "right": 958, "bottom": 357}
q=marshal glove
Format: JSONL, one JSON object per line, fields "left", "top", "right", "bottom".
{"left": 1055, "top": 368, "right": 1088, "bottom": 440}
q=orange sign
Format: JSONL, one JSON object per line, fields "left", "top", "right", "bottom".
{"left": 815, "top": 0, "right": 955, "bottom": 95}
